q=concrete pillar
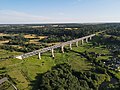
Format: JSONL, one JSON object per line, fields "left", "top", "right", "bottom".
{"left": 38, "top": 52, "right": 41, "bottom": 59}
{"left": 90, "top": 37, "right": 92, "bottom": 40}
{"left": 81, "top": 39, "right": 84, "bottom": 45}
{"left": 16, "top": 56, "right": 23, "bottom": 60}
{"left": 51, "top": 48, "right": 55, "bottom": 58}
{"left": 76, "top": 41, "right": 78, "bottom": 47}
{"left": 86, "top": 38, "right": 88, "bottom": 43}
{"left": 61, "top": 46, "right": 64, "bottom": 53}
{"left": 70, "top": 43, "right": 72, "bottom": 50}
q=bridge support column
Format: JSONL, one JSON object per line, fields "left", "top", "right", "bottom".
{"left": 51, "top": 48, "right": 55, "bottom": 58}
{"left": 81, "top": 39, "right": 84, "bottom": 45}
{"left": 76, "top": 41, "right": 78, "bottom": 47}
{"left": 61, "top": 46, "right": 64, "bottom": 53}
{"left": 86, "top": 38, "right": 88, "bottom": 43}
{"left": 70, "top": 43, "right": 72, "bottom": 50}
{"left": 90, "top": 37, "right": 92, "bottom": 40}
{"left": 38, "top": 53, "right": 41, "bottom": 59}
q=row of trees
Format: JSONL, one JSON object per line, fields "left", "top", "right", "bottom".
{"left": 0, "top": 43, "right": 46, "bottom": 53}
{"left": 8, "top": 35, "right": 29, "bottom": 46}
{"left": 0, "top": 23, "right": 116, "bottom": 43}
{"left": 40, "top": 35, "right": 73, "bottom": 43}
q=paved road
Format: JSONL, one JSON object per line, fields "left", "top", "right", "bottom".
{"left": 0, "top": 77, "right": 8, "bottom": 84}
{"left": 0, "top": 77, "right": 18, "bottom": 90}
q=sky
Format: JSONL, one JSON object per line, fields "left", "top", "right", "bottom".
{"left": 0, "top": 0, "right": 120, "bottom": 24}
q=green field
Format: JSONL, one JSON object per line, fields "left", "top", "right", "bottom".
{"left": 0, "top": 42, "right": 111, "bottom": 89}
{"left": 0, "top": 49, "right": 22, "bottom": 59}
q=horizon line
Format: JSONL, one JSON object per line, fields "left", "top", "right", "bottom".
{"left": 0, "top": 22, "right": 120, "bottom": 25}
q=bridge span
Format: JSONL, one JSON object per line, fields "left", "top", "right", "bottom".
{"left": 15, "top": 34, "right": 96, "bottom": 60}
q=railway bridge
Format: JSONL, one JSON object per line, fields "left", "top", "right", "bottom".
{"left": 15, "top": 34, "right": 96, "bottom": 60}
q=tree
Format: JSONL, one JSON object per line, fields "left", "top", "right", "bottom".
{"left": 37, "top": 63, "right": 90, "bottom": 90}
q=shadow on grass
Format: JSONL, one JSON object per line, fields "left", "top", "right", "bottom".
{"left": 69, "top": 50, "right": 89, "bottom": 60}
{"left": 30, "top": 73, "right": 43, "bottom": 90}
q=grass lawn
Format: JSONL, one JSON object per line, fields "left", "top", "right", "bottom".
{"left": 97, "top": 56, "right": 110, "bottom": 61}
{"left": 109, "top": 70, "right": 120, "bottom": 79}
{"left": 0, "top": 45, "right": 93, "bottom": 89}
{"left": 73, "top": 43, "right": 110, "bottom": 61}
{"left": 73, "top": 43, "right": 109, "bottom": 54}
{"left": 0, "top": 42, "right": 111, "bottom": 90}
{"left": 0, "top": 49, "right": 22, "bottom": 59}
{"left": 8, "top": 69, "right": 29, "bottom": 90}
{"left": 0, "top": 81, "right": 15, "bottom": 90}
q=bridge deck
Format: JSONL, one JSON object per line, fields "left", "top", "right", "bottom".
{"left": 15, "top": 34, "right": 96, "bottom": 59}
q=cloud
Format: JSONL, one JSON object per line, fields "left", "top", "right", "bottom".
{"left": 0, "top": 9, "right": 120, "bottom": 24}
{"left": 0, "top": 10, "right": 83, "bottom": 24}
{"left": 0, "top": 10, "right": 80, "bottom": 24}
{"left": 0, "top": 10, "right": 52, "bottom": 24}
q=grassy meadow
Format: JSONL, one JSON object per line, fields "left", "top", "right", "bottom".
{"left": 0, "top": 41, "right": 111, "bottom": 89}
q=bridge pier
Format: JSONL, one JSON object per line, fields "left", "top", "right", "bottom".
{"left": 81, "top": 39, "right": 84, "bottom": 45}
{"left": 38, "top": 52, "right": 41, "bottom": 59}
{"left": 69, "top": 43, "right": 72, "bottom": 50}
{"left": 61, "top": 46, "right": 64, "bottom": 53}
{"left": 86, "top": 38, "right": 88, "bottom": 43}
{"left": 90, "top": 36, "right": 92, "bottom": 40}
{"left": 15, "top": 34, "right": 96, "bottom": 60}
{"left": 76, "top": 41, "right": 78, "bottom": 47}
{"left": 51, "top": 48, "right": 55, "bottom": 58}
